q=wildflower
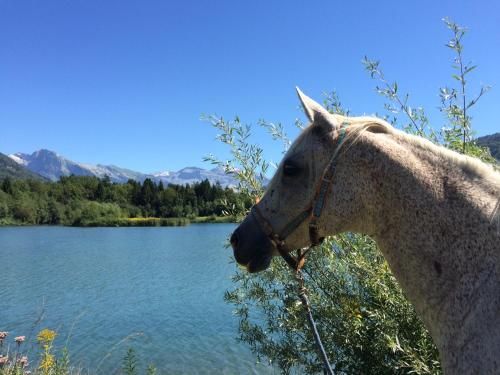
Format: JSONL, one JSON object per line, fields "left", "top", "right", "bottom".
{"left": 0, "top": 332, "right": 7, "bottom": 350}
{"left": 37, "top": 329, "right": 57, "bottom": 344}
{"left": 39, "top": 353, "right": 55, "bottom": 371}
{"left": 15, "top": 335, "right": 26, "bottom": 344}
{"left": 17, "top": 356, "right": 29, "bottom": 367}
{"left": 0, "top": 355, "right": 9, "bottom": 365}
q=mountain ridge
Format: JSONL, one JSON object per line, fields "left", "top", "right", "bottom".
{"left": 0, "top": 152, "right": 46, "bottom": 180}
{"left": 476, "top": 133, "right": 500, "bottom": 161}
{"left": 8, "top": 149, "right": 237, "bottom": 187}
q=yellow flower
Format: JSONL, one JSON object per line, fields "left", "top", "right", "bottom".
{"left": 39, "top": 353, "right": 55, "bottom": 371}
{"left": 37, "top": 329, "right": 57, "bottom": 344}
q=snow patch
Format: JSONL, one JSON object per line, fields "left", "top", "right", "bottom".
{"left": 8, "top": 154, "right": 28, "bottom": 166}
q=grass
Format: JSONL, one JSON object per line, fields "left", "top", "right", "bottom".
{"left": 77, "top": 217, "right": 191, "bottom": 227}
{"left": 0, "top": 218, "right": 25, "bottom": 226}
{"left": 78, "top": 215, "right": 238, "bottom": 227}
{"left": 190, "top": 215, "right": 240, "bottom": 223}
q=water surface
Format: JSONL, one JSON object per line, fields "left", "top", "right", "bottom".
{"left": 0, "top": 225, "right": 273, "bottom": 374}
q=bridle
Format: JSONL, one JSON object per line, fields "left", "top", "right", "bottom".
{"left": 251, "top": 123, "right": 348, "bottom": 270}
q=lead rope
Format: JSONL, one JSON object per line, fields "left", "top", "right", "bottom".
{"left": 252, "top": 124, "right": 349, "bottom": 374}
{"left": 280, "top": 125, "right": 347, "bottom": 374}
{"left": 281, "top": 248, "right": 335, "bottom": 375}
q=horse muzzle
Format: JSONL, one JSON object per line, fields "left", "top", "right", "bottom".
{"left": 230, "top": 213, "right": 273, "bottom": 273}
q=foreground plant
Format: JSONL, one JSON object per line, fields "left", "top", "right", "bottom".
{"left": 0, "top": 329, "right": 157, "bottom": 375}
{"left": 122, "top": 348, "right": 157, "bottom": 375}
{"left": 0, "top": 331, "right": 30, "bottom": 375}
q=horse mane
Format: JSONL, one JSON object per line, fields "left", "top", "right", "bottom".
{"left": 331, "top": 114, "right": 500, "bottom": 188}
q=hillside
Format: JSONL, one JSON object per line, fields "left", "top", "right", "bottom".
{"left": 477, "top": 133, "right": 500, "bottom": 161}
{"left": 0, "top": 152, "right": 45, "bottom": 180}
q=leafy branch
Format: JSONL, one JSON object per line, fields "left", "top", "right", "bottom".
{"left": 439, "top": 17, "right": 491, "bottom": 155}
{"left": 257, "top": 119, "right": 291, "bottom": 153}
{"left": 362, "top": 57, "right": 436, "bottom": 142}
{"left": 201, "top": 114, "right": 268, "bottom": 205}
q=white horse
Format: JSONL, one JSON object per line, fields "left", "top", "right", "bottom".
{"left": 230, "top": 89, "right": 500, "bottom": 374}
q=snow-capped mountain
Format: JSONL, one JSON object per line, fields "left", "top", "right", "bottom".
{"left": 78, "top": 163, "right": 153, "bottom": 183}
{"left": 0, "top": 152, "right": 46, "bottom": 180}
{"left": 153, "top": 166, "right": 237, "bottom": 187}
{"left": 8, "top": 153, "right": 28, "bottom": 166}
{"left": 10, "top": 150, "right": 94, "bottom": 181}
{"left": 9, "top": 149, "right": 237, "bottom": 187}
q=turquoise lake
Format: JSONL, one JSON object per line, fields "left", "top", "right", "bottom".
{"left": 0, "top": 225, "right": 274, "bottom": 374}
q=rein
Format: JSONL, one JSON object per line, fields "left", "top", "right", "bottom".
{"left": 251, "top": 123, "right": 348, "bottom": 375}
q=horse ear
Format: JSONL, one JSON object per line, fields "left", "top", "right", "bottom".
{"left": 295, "top": 87, "right": 337, "bottom": 129}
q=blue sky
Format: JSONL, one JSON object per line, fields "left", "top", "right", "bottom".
{"left": 1, "top": 0, "right": 499, "bottom": 173}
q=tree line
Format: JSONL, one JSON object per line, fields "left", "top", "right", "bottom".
{"left": 0, "top": 175, "right": 251, "bottom": 226}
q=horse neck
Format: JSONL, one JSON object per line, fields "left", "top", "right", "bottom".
{"left": 333, "top": 130, "right": 500, "bottom": 373}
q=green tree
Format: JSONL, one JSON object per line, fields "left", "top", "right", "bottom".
{"left": 0, "top": 198, "right": 9, "bottom": 220}
{"left": 12, "top": 196, "right": 37, "bottom": 223}
{"left": 140, "top": 178, "right": 157, "bottom": 214}
{"left": 1, "top": 177, "right": 13, "bottom": 194}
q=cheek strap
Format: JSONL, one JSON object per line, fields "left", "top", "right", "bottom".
{"left": 251, "top": 123, "right": 348, "bottom": 271}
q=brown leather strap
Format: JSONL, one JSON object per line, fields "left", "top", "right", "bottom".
{"left": 251, "top": 123, "right": 348, "bottom": 271}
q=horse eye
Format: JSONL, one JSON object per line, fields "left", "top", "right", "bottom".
{"left": 283, "top": 161, "right": 300, "bottom": 177}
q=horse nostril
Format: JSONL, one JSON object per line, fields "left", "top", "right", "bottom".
{"left": 230, "top": 230, "right": 239, "bottom": 249}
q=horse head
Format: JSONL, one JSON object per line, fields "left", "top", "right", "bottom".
{"left": 231, "top": 89, "right": 366, "bottom": 272}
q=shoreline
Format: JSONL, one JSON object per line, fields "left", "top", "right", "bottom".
{"left": 0, "top": 216, "right": 239, "bottom": 227}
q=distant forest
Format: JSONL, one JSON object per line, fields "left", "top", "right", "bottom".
{"left": 0, "top": 176, "right": 250, "bottom": 226}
